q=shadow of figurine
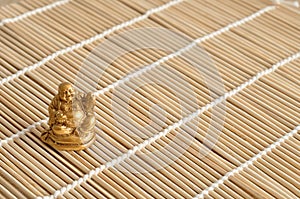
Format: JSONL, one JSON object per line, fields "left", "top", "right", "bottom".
{"left": 41, "top": 82, "right": 96, "bottom": 150}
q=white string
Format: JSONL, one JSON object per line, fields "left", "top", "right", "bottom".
{"left": 193, "top": 125, "right": 300, "bottom": 199}
{"left": 0, "top": 0, "right": 70, "bottom": 26}
{"left": 37, "top": 50, "right": 300, "bottom": 199}
{"left": 193, "top": 6, "right": 275, "bottom": 43}
{"left": 0, "top": 5, "right": 275, "bottom": 147}
{"left": 94, "top": 6, "right": 275, "bottom": 96}
{"left": 0, "top": 119, "right": 48, "bottom": 147}
{"left": 0, "top": 0, "right": 184, "bottom": 86}
{"left": 274, "top": 0, "right": 300, "bottom": 7}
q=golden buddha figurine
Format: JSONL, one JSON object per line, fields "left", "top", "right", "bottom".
{"left": 41, "top": 82, "right": 96, "bottom": 150}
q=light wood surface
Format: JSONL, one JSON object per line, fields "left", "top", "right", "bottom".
{"left": 0, "top": 0, "right": 299, "bottom": 198}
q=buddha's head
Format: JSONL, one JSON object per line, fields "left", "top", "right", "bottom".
{"left": 58, "top": 82, "right": 75, "bottom": 103}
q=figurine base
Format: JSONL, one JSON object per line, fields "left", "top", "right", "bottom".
{"left": 41, "top": 129, "right": 96, "bottom": 151}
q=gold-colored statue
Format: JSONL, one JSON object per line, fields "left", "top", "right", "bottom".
{"left": 41, "top": 82, "right": 96, "bottom": 150}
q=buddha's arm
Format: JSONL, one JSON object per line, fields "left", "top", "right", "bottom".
{"left": 48, "top": 96, "right": 59, "bottom": 125}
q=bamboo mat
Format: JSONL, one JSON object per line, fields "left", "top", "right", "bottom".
{"left": 1, "top": 0, "right": 300, "bottom": 198}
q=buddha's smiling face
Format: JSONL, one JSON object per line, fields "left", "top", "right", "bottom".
{"left": 58, "top": 83, "right": 75, "bottom": 103}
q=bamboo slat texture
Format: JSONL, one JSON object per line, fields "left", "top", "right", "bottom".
{"left": 0, "top": 0, "right": 299, "bottom": 198}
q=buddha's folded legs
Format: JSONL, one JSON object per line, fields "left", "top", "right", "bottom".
{"left": 41, "top": 128, "right": 96, "bottom": 151}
